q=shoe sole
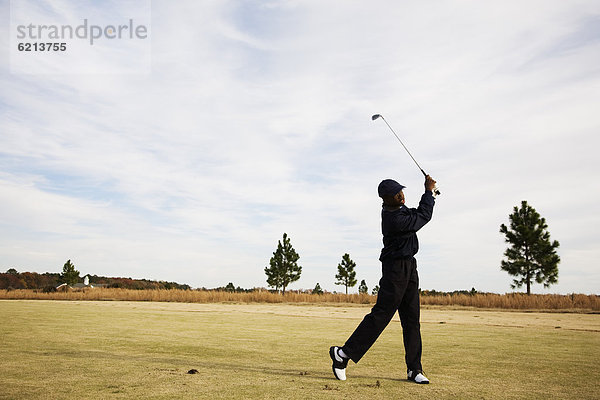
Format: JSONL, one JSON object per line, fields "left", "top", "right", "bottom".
{"left": 408, "top": 377, "right": 430, "bottom": 384}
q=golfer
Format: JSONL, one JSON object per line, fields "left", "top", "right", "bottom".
{"left": 330, "top": 175, "right": 436, "bottom": 384}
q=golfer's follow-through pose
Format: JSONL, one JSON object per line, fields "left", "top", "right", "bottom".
{"left": 330, "top": 175, "right": 436, "bottom": 384}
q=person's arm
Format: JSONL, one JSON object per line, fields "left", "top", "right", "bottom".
{"left": 391, "top": 176, "right": 436, "bottom": 232}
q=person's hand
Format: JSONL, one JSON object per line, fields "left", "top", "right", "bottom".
{"left": 425, "top": 175, "right": 436, "bottom": 192}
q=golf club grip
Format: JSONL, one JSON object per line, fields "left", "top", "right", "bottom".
{"left": 422, "top": 170, "right": 440, "bottom": 195}
{"left": 422, "top": 170, "right": 440, "bottom": 196}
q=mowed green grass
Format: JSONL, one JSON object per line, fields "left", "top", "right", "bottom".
{"left": 1, "top": 300, "right": 598, "bottom": 399}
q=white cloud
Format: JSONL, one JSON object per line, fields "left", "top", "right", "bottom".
{"left": 1, "top": 0, "right": 599, "bottom": 294}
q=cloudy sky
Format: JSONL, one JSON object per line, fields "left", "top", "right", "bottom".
{"left": 1, "top": 0, "right": 599, "bottom": 294}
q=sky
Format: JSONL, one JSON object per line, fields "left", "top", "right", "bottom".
{"left": 1, "top": 0, "right": 599, "bottom": 294}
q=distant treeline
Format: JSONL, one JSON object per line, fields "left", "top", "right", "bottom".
{"left": 0, "top": 270, "right": 191, "bottom": 291}
{"left": 86, "top": 275, "right": 191, "bottom": 290}
{"left": 421, "top": 288, "right": 481, "bottom": 296}
{"left": 1, "top": 271, "right": 60, "bottom": 290}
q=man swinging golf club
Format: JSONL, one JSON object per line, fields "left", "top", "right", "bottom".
{"left": 329, "top": 174, "right": 436, "bottom": 384}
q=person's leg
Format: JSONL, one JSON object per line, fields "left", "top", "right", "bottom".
{"left": 398, "top": 258, "right": 422, "bottom": 372}
{"left": 342, "top": 259, "right": 410, "bottom": 363}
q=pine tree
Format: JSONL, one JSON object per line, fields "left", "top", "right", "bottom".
{"left": 500, "top": 201, "right": 560, "bottom": 295}
{"left": 358, "top": 279, "right": 368, "bottom": 294}
{"left": 60, "top": 260, "right": 80, "bottom": 286}
{"left": 312, "top": 282, "right": 323, "bottom": 295}
{"left": 264, "top": 245, "right": 284, "bottom": 293}
{"left": 264, "top": 233, "right": 302, "bottom": 295}
{"left": 335, "top": 253, "right": 357, "bottom": 295}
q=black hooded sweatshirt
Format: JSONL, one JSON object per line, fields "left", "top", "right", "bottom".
{"left": 379, "top": 190, "right": 435, "bottom": 261}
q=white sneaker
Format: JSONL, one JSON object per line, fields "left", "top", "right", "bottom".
{"left": 329, "top": 346, "right": 348, "bottom": 381}
{"left": 407, "top": 370, "right": 429, "bottom": 384}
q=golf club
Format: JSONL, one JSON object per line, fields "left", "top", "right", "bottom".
{"left": 372, "top": 114, "right": 441, "bottom": 196}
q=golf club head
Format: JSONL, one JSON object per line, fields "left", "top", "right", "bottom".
{"left": 371, "top": 114, "right": 382, "bottom": 121}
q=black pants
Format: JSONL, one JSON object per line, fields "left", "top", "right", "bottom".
{"left": 342, "top": 257, "right": 422, "bottom": 372}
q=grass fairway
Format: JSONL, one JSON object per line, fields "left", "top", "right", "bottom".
{"left": 1, "top": 300, "right": 598, "bottom": 399}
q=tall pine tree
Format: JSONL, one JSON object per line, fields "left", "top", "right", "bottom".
{"left": 500, "top": 201, "right": 560, "bottom": 294}
{"left": 335, "top": 253, "right": 357, "bottom": 295}
{"left": 264, "top": 233, "right": 302, "bottom": 294}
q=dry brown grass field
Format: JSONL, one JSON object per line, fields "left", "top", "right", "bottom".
{"left": 0, "top": 288, "right": 598, "bottom": 312}
{"left": 1, "top": 300, "right": 599, "bottom": 399}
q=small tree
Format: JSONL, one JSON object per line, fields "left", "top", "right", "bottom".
{"left": 60, "top": 260, "right": 80, "bottom": 286}
{"left": 358, "top": 279, "right": 368, "bottom": 294}
{"left": 500, "top": 201, "right": 560, "bottom": 295}
{"left": 312, "top": 282, "right": 323, "bottom": 295}
{"left": 264, "top": 233, "right": 302, "bottom": 295}
{"left": 335, "top": 253, "right": 357, "bottom": 295}
{"left": 6, "top": 268, "right": 18, "bottom": 274}
{"left": 372, "top": 285, "right": 379, "bottom": 296}
{"left": 225, "top": 282, "right": 235, "bottom": 292}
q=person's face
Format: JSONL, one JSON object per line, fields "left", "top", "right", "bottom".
{"left": 396, "top": 191, "right": 405, "bottom": 205}
{"left": 387, "top": 190, "right": 405, "bottom": 206}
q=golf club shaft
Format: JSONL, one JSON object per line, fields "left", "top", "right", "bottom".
{"left": 379, "top": 116, "right": 426, "bottom": 177}
{"left": 372, "top": 114, "right": 441, "bottom": 196}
